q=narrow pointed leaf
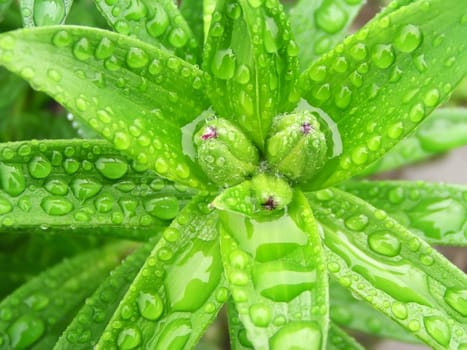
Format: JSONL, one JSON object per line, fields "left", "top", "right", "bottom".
{"left": 340, "top": 180, "right": 467, "bottom": 246}
{"left": 289, "top": 0, "right": 366, "bottom": 70}
{"left": 203, "top": 0, "right": 299, "bottom": 148}
{"left": 94, "top": 0, "right": 200, "bottom": 63}
{"left": 0, "top": 140, "right": 194, "bottom": 240}
{"left": 219, "top": 190, "right": 328, "bottom": 350}
{"left": 308, "top": 188, "right": 467, "bottom": 349}
{"left": 330, "top": 280, "right": 419, "bottom": 343}
{"left": 361, "top": 108, "right": 467, "bottom": 175}
{"left": 0, "top": 243, "right": 130, "bottom": 350}
{"left": 298, "top": 0, "right": 467, "bottom": 189}
{"left": 55, "top": 242, "right": 152, "bottom": 349}
{"left": 0, "top": 26, "right": 211, "bottom": 188}
{"left": 227, "top": 299, "right": 255, "bottom": 350}
{"left": 20, "top": 0, "right": 72, "bottom": 27}
{"left": 94, "top": 195, "right": 228, "bottom": 349}
{"left": 180, "top": 0, "right": 204, "bottom": 51}
{"left": 203, "top": 0, "right": 216, "bottom": 43}
{"left": 327, "top": 323, "right": 365, "bottom": 350}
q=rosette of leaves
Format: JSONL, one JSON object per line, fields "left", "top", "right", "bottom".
{"left": 0, "top": 0, "right": 466, "bottom": 349}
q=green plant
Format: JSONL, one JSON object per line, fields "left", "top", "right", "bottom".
{"left": 0, "top": 0, "right": 466, "bottom": 349}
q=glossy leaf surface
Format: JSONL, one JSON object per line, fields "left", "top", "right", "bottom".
{"left": 94, "top": 195, "right": 228, "bottom": 349}
{"left": 219, "top": 190, "right": 328, "bottom": 350}
{"left": 362, "top": 108, "right": 467, "bottom": 175}
{"left": 55, "top": 243, "right": 151, "bottom": 349}
{"left": 0, "top": 26, "right": 210, "bottom": 188}
{"left": 289, "top": 0, "right": 366, "bottom": 70}
{"left": 340, "top": 180, "right": 467, "bottom": 246}
{"left": 0, "top": 140, "right": 193, "bottom": 240}
{"left": 308, "top": 188, "right": 467, "bottom": 349}
{"left": 0, "top": 243, "right": 128, "bottom": 350}
{"left": 20, "top": 0, "right": 72, "bottom": 27}
{"left": 327, "top": 323, "right": 364, "bottom": 350}
{"left": 203, "top": 0, "right": 299, "bottom": 148}
{"left": 330, "top": 280, "right": 419, "bottom": 343}
{"left": 299, "top": 0, "right": 467, "bottom": 189}
{"left": 94, "top": 0, "right": 199, "bottom": 63}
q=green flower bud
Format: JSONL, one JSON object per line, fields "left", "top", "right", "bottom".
{"left": 266, "top": 110, "right": 328, "bottom": 182}
{"left": 194, "top": 118, "right": 259, "bottom": 187}
{"left": 212, "top": 173, "right": 293, "bottom": 218}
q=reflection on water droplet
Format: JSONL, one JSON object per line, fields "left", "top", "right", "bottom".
{"left": 33, "top": 0, "right": 66, "bottom": 26}
{"left": 151, "top": 319, "right": 191, "bottom": 350}
{"left": 371, "top": 44, "right": 395, "bottom": 69}
{"left": 314, "top": 2, "right": 347, "bottom": 34}
{"left": 211, "top": 49, "right": 236, "bottom": 80}
{"left": 269, "top": 322, "right": 321, "bottom": 350}
{"left": 444, "top": 288, "right": 467, "bottom": 317}
{"left": 423, "top": 316, "right": 451, "bottom": 347}
{"left": 394, "top": 24, "right": 422, "bottom": 53}
{"left": 8, "top": 314, "right": 45, "bottom": 349}
{"left": 41, "top": 196, "right": 73, "bottom": 216}
{"left": 249, "top": 303, "right": 272, "bottom": 327}
{"left": 28, "top": 155, "right": 52, "bottom": 179}
{"left": 117, "top": 327, "right": 141, "bottom": 350}
{"left": 137, "top": 291, "right": 164, "bottom": 321}
{"left": 367, "top": 231, "right": 401, "bottom": 257}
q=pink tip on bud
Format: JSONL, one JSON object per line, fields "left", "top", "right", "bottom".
{"left": 301, "top": 122, "right": 313, "bottom": 135}
{"left": 263, "top": 196, "right": 278, "bottom": 210}
{"left": 201, "top": 126, "right": 217, "bottom": 140}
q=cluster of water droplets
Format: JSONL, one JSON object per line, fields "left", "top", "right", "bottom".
{"left": 309, "top": 188, "right": 467, "bottom": 348}
{"left": 220, "top": 206, "right": 327, "bottom": 350}
{"left": 0, "top": 141, "right": 193, "bottom": 235}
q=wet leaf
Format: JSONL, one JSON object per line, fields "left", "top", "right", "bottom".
{"left": 340, "top": 180, "right": 467, "bottom": 246}
{"left": 219, "top": 190, "right": 328, "bottom": 350}
{"left": 299, "top": 0, "right": 467, "bottom": 190}
{"left": 327, "top": 323, "right": 365, "bottom": 350}
{"left": 0, "top": 26, "right": 211, "bottom": 188}
{"left": 308, "top": 188, "right": 467, "bottom": 349}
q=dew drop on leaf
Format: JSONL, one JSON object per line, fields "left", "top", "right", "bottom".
{"left": 146, "top": 5, "right": 169, "bottom": 38}
{"left": 7, "top": 314, "right": 45, "bottom": 349}
{"left": 95, "top": 157, "right": 128, "bottom": 180}
{"left": 28, "top": 155, "right": 52, "bottom": 179}
{"left": 95, "top": 37, "right": 115, "bottom": 60}
{"left": 72, "top": 37, "right": 93, "bottom": 61}
{"left": 126, "top": 47, "right": 149, "bottom": 69}
{"left": 153, "top": 319, "right": 191, "bottom": 350}
{"left": 371, "top": 44, "right": 395, "bottom": 69}
{"left": 444, "top": 288, "right": 467, "bottom": 317}
{"left": 137, "top": 291, "right": 164, "bottom": 321}
{"left": 249, "top": 303, "right": 272, "bottom": 327}
{"left": 40, "top": 196, "right": 74, "bottom": 216}
{"left": 344, "top": 214, "right": 369, "bottom": 231}
{"left": 71, "top": 177, "right": 103, "bottom": 201}
{"left": 390, "top": 301, "right": 408, "bottom": 320}
{"left": 314, "top": 2, "right": 347, "bottom": 34}
{"left": 211, "top": 49, "right": 236, "bottom": 80}
{"left": 168, "top": 28, "right": 189, "bottom": 48}
{"left": 0, "top": 163, "right": 26, "bottom": 196}
{"left": 367, "top": 231, "right": 401, "bottom": 257}
{"left": 423, "top": 316, "right": 451, "bottom": 347}
{"left": 144, "top": 196, "right": 179, "bottom": 220}
{"left": 269, "top": 322, "right": 321, "bottom": 350}
{"left": 117, "top": 326, "right": 141, "bottom": 350}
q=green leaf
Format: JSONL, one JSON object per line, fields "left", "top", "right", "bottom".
{"left": 298, "top": 0, "right": 467, "bottom": 190}
{"left": 180, "top": 0, "right": 204, "bottom": 51}
{"left": 327, "top": 323, "right": 365, "bottom": 350}
{"left": 289, "top": 0, "right": 366, "bottom": 70}
{"left": 0, "top": 242, "right": 129, "bottom": 350}
{"left": 0, "top": 0, "right": 13, "bottom": 20}
{"left": 94, "top": 195, "right": 228, "bottom": 349}
{"left": 0, "top": 139, "right": 194, "bottom": 240}
{"left": 55, "top": 242, "right": 152, "bottom": 349}
{"left": 19, "top": 0, "right": 73, "bottom": 27}
{"left": 226, "top": 299, "right": 254, "bottom": 350}
{"left": 0, "top": 26, "right": 211, "bottom": 188}
{"left": 361, "top": 108, "right": 467, "bottom": 175}
{"left": 94, "top": 0, "right": 200, "bottom": 63}
{"left": 340, "top": 180, "right": 467, "bottom": 246}
{"left": 219, "top": 190, "right": 328, "bottom": 350}
{"left": 308, "top": 188, "right": 467, "bottom": 349}
{"left": 203, "top": 0, "right": 216, "bottom": 43}
{"left": 330, "top": 280, "right": 419, "bottom": 343}
{"left": 203, "top": 0, "right": 299, "bottom": 148}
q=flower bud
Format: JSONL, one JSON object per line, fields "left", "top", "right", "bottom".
{"left": 266, "top": 110, "right": 327, "bottom": 182}
{"left": 194, "top": 118, "right": 259, "bottom": 187}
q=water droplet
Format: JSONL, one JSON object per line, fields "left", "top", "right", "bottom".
{"left": 137, "top": 291, "right": 163, "bottom": 321}
{"left": 423, "top": 316, "right": 451, "bottom": 347}
{"left": 367, "top": 231, "right": 401, "bottom": 257}
{"left": 391, "top": 302, "right": 408, "bottom": 319}
{"left": 423, "top": 88, "right": 440, "bottom": 107}
{"left": 335, "top": 85, "right": 352, "bottom": 109}
{"left": 409, "top": 103, "right": 425, "bottom": 122}
{"left": 371, "top": 44, "right": 395, "bottom": 69}
{"left": 71, "top": 177, "right": 103, "bottom": 202}
{"left": 126, "top": 47, "right": 149, "bottom": 69}
{"left": 211, "top": 49, "right": 236, "bottom": 80}
{"left": 269, "top": 322, "right": 321, "bottom": 350}
{"left": 249, "top": 303, "right": 272, "bottom": 327}
{"left": 394, "top": 24, "right": 422, "bottom": 53}
{"left": 95, "top": 157, "right": 128, "bottom": 180}
{"left": 444, "top": 288, "right": 467, "bottom": 317}
{"left": 28, "top": 155, "right": 52, "bottom": 179}
{"left": 73, "top": 37, "right": 92, "bottom": 61}
{"left": 47, "top": 68, "right": 62, "bottom": 82}
{"left": 349, "top": 42, "right": 368, "bottom": 61}
{"left": 33, "top": 0, "right": 65, "bottom": 25}
{"left": 387, "top": 121, "right": 403, "bottom": 139}
{"left": 314, "top": 2, "right": 348, "bottom": 34}
{"left": 0, "top": 196, "right": 12, "bottom": 214}
{"left": 95, "top": 194, "right": 114, "bottom": 213}
{"left": 25, "top": 293, "right": 49, "bottom": 311}
{"left": 41, "top": 196, "right": 73, "bottom": 216}
{"left": 0, "top": 163, "right": 26, "bottom": 196}
{"left": 168, "top": 28, "right": 188, "bottom": 48}
{"left": 308, "top": 65, "right": 327, "bottom": 82}
{"left": 95, "top": 37, "right": 115, "bottom": 60}
{"left": 344, "top": 214, "right": 369, "bottom": 231}
{"left": 146, "top": 5, "right": 169, "bottom": 38}
{"left": 117, "top": 327, "right": 141, "bottom": 350}
{"left": 144, "top": 196, "right": 179, "bottom": 220}
{"left": 7, "top": 314, "right": 45, "bottom": 349}
{"left": 235, "top": 64, "right": 251, "bottom": 84}
{"left": 350, "top": 145, "right": 368, "bottom": 165}
{"left": 332, "top": 56, "right": 348, "bottom": 73}
{"left": 153, "top": 319, "right": 191, "bottom": 350}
